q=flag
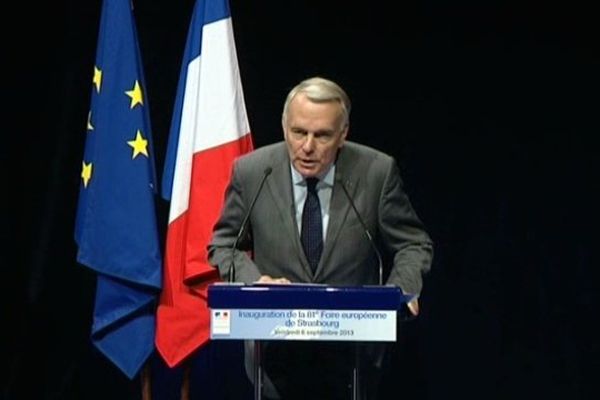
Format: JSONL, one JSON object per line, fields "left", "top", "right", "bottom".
{"left": 155, "top": 0, "right": 253, "bottom": 367}
{"left": 74, "top": 0, "right": 161, "bottom": 378}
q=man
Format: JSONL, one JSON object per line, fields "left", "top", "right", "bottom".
{"left": 208, "top": 77, "right": 433, "bottom": 399}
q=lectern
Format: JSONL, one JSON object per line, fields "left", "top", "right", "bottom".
{"left": 208, "top": 283, "right": 412, "bottom": 400}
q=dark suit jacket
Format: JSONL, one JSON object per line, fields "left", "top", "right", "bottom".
{"left": 208, "top": 140, "right": 432, "bottom": 292}
{"left": 208, "top": 141, "right": 433, "bottom": 398}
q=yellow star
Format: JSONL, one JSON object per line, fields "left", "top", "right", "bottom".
{"left": 125, "top": 80, "right": 144, "bottom": 109}
{"left": 81, "top": 161, "right": 93, "bottom": 188}
{"left": 93, "top": 66, "right": 102, "bottom": 92}
{"left": 127, "top": 130, "right": 149, "bottom": 159}
{"left": 87, "top": 111, "right": 94, "bottom": 131}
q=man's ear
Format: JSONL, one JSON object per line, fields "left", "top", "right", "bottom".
{"left": 339, "top": 126, "right": 349, "bottom": 146}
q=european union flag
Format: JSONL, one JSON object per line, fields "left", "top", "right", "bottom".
{"left": 74, "top": 0, "right": 161, "bottom": 379}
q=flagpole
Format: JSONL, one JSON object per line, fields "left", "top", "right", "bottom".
{"left": 180, "top": 362, "right": 191, "bottom": 400}
{"left": 141, "top": 363, "right": 152, "bottom": 400}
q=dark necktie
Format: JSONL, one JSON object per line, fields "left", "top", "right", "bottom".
{"left": 301, "top": 178, "right": 323, "bottom": 273}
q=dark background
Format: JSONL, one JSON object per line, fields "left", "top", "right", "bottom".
{"left": 4, "top": 0, "right": 598, "bottom": 399}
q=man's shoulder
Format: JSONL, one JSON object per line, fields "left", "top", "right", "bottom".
{"left": 235, "top": 142, "right": 286, "bottom": 169}
{"left": 238, "top": 141, "right": 285, "bottom": 159}
{"left": 342, "top": 141, "right": 394, "bottom": 163}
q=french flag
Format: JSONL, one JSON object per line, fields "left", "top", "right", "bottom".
{"left": 155, "top": 0, "right": 253, "bottom": 367}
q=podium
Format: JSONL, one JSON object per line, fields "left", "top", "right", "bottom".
{"left": 208, "top": 283, "right": 413, "bottom": 399}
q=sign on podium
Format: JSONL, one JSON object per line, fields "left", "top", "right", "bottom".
{"left": 208, "top": 283, "right": 412, "bottom": 342}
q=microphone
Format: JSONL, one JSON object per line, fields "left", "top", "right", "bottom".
{"left": 336, "top": 177, "right": 384, "bottom": 285}
{"left": 228, "top": 166, "right": 272, "bottom": 282}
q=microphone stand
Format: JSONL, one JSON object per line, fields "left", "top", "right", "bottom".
{"left": 338, "top": 178, "right": 384, "bottom": 285}
{"left": 228, "top": 167, "right": 272, "bottom": 283}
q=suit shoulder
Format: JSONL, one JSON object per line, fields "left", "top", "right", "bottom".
{"left": 343, "top": 141, "right": 395, "bottom": 165}
{"left": 235, "top": 142, "right": 286, "bottom": 169}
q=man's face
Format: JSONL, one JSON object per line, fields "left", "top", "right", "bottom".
{"left": 283, "top": 93, "right": 348, "bottom": 178}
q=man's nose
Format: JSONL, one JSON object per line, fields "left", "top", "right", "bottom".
{"left": 302, "top": 134, "right": 315, "bottom": 152}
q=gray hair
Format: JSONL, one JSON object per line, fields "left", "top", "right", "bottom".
{"left": 282, "top": 77, "right": 351, "bottom": 127}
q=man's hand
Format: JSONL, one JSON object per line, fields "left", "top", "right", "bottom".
{"left": 255, "top": 275, "right": 291, "bottom": 284}
{"left": 407, "top": 298, "right": 420, "bottom": 316}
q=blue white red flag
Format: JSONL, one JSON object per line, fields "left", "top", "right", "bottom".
{"left": 155, "top": 0, "right": 253, "bottom": 367}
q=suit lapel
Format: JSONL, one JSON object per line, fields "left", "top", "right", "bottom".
{"left": 265, "top": 146, "right": 311, "bottom": 274}
{"left": 317, "top": 146, "right": 360, "bottom": 277}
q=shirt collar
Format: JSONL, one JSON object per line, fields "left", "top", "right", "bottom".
{"left": 290, "top": 163, "right": 336, "bottom": 188}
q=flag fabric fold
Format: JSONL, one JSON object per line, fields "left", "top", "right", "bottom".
{"left": 156, "top": 0, "right": 253, "bottom": 367}
{"left": 75, "top": 0, "right": 161, "bottom": 379}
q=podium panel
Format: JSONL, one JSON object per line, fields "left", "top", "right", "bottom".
{"left": 208, "top": 283, "right": 412, "bottom": 342}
